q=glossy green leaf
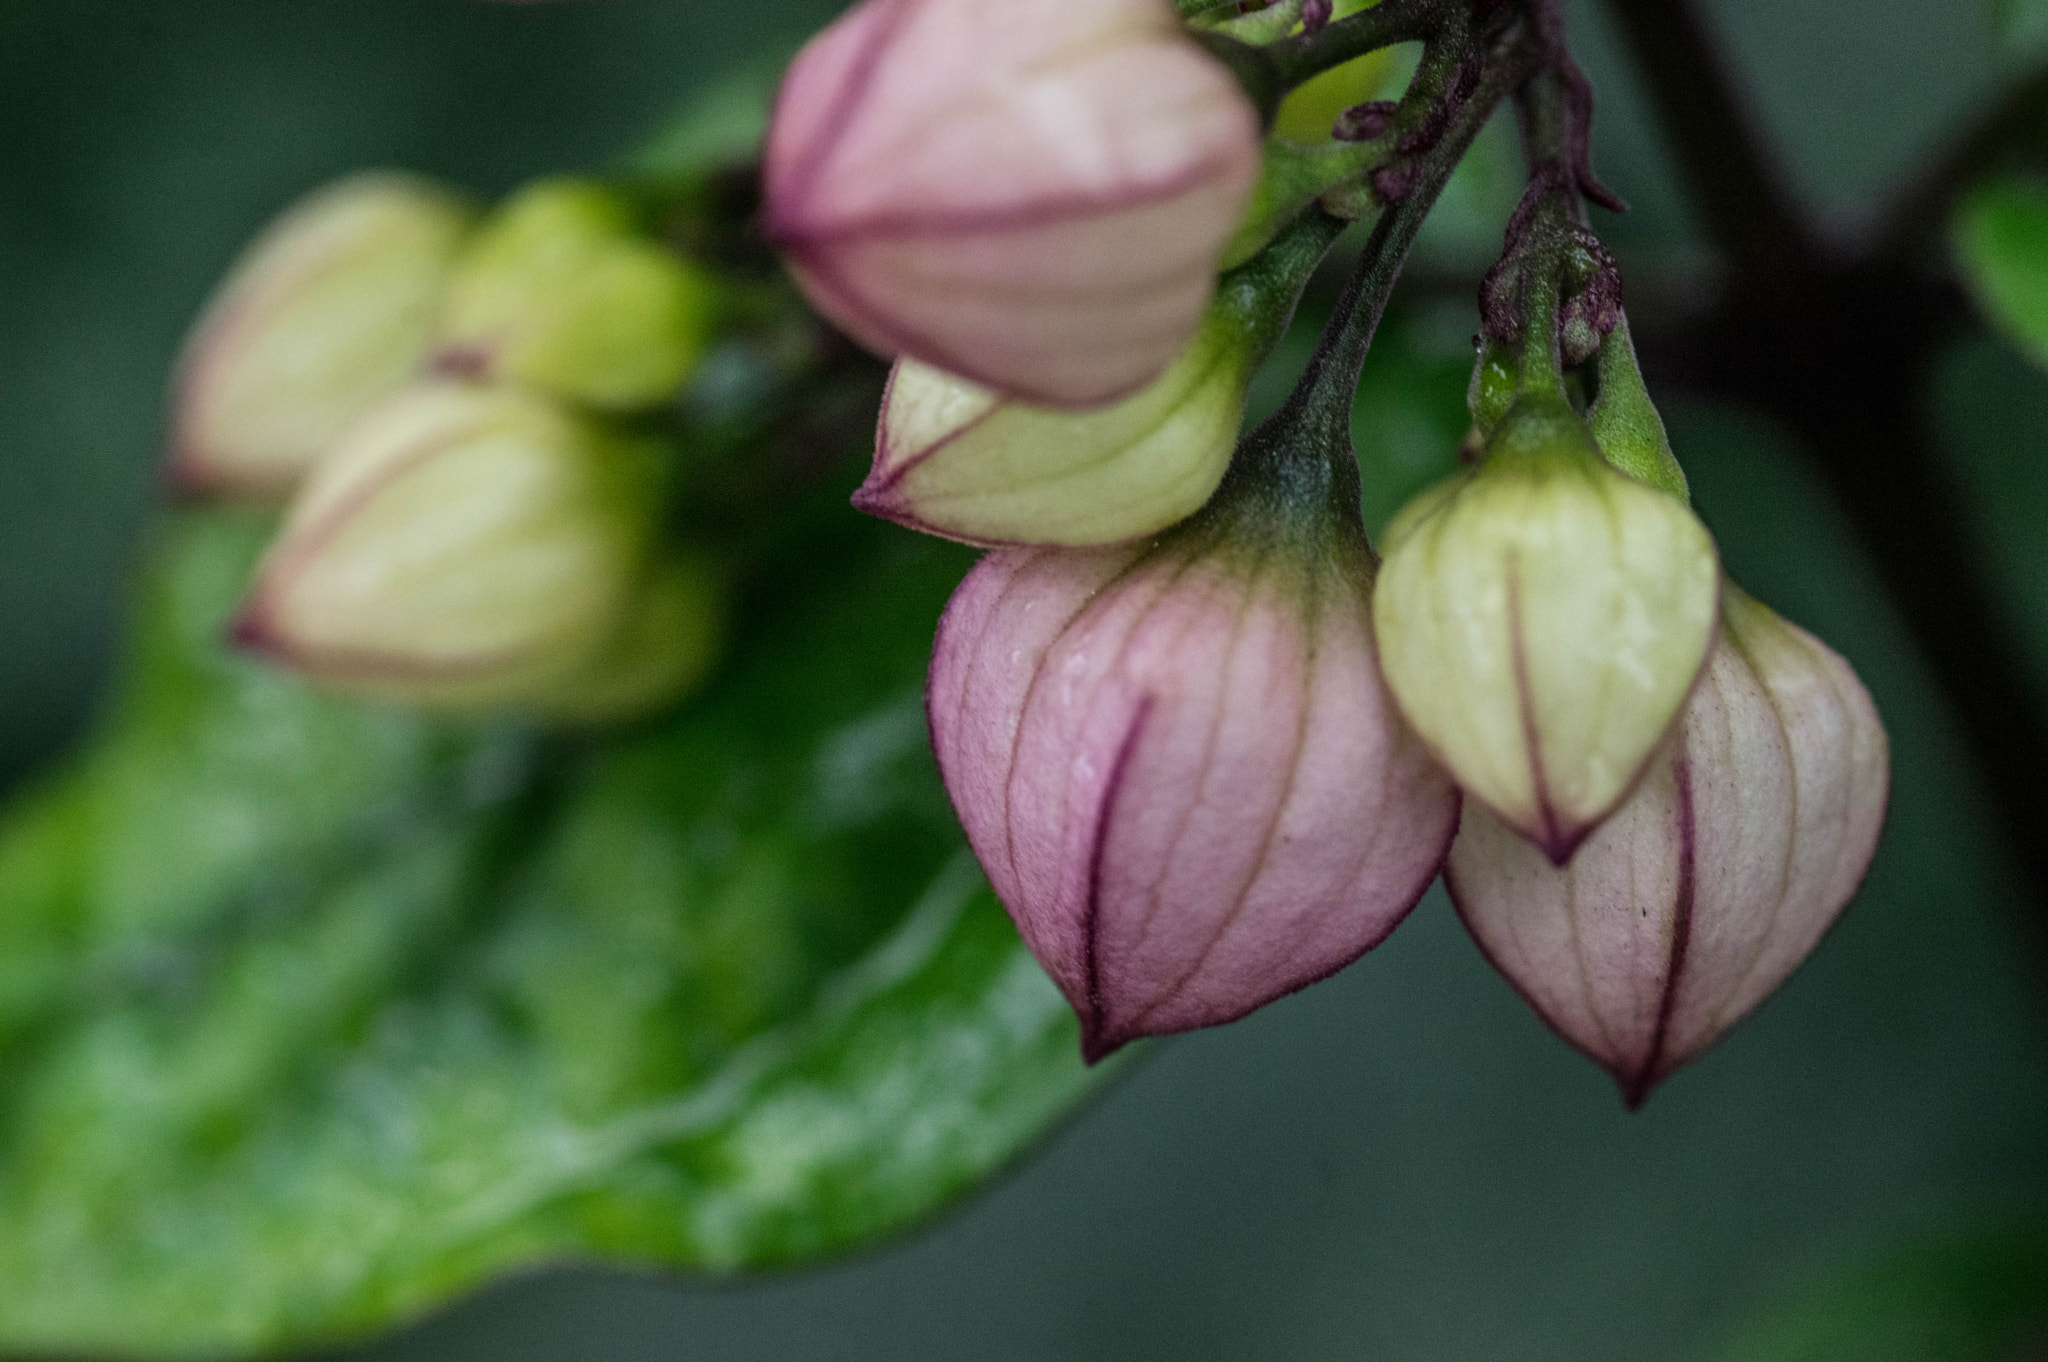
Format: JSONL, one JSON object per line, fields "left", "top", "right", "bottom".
{"left": 1954, "top": 177, "right": 2048, "bottom": 370}
{"left": 0, "top": 505, "right": 1104, "bottom": 1357}
{"left": 1701, "top": 1202, "right": 2048, "bottom": 1362}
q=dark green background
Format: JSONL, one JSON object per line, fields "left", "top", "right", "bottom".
{"left": 2, "top": 2, "right": 2044, "bottom": 1358}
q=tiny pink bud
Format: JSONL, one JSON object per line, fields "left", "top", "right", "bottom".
{"left": 764, "top": 0, "right": 1261, "bottom": 408}
{"left": 930, "top": 537, "right": 1460, "bottom": 1061}
{"left": 1445, "top": 587, "right": 1890, "bottom": 1108}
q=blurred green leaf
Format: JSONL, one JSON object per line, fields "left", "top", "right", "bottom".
{"left": 621, "top": 55, "right": 788, "bottom": 183}
{"left": 1989, "top": 0, "right": 2048, "bottom": 59}
{"left": 1954, "top": 177, "right": 2048, "bottom": 369}
{"left": 1700, "top": 1202, "right": 2048, "bottom": 1362}
{"left": 0, "top": 505, "right": 1104, "bottom": 1357}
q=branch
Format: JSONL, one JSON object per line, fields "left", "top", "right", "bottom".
{"left": 1874, "top": 58, "right": 2048, "bottom": 261}
{"left": 1600, "top": 0, "right": 1819, "bottom": 276}
{"left": 1269, "top": 0, "right": 1444, "bottom": 88}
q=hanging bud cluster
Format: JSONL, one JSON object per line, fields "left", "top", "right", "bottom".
{"left": 168, "top": 170, "right": 732, "bottom": 723}
{"left": 751, "top": 0, "right": 1891, "bottom": 1100}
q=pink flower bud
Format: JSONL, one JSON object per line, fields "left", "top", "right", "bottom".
{"left": 929, "top": 535, "right": 1460, "bottom": 1061}
{"left": 1445, "top": 587, "right": 1890, "bottom": 1107}
{"left": 764, "top": 0, "right": 1261, "bottom": 408}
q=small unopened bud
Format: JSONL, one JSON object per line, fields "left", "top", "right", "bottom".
{"left": 435, "top": 179, "right": 715, "bottom": 411}
{"left": 1446, "top": 587, "right": 1889, "bottom": 1107}
{"left": 931, "top": 528, "right": 1459, "bottom": 1062}
{"left": 169, "top": 173, "right": 475, "bottom": 499}
{"left": 856, "top": 207, "right": 1339, "bottom": 546}
{"left": 857, "top": 341, "right": 1246, "bottom": 546}
{"left": 236, "top": 382, "right": 661, "bottom": 712}
{"left": 763, "top": 0, "right": 1260, "bottom": 408}
{"left": 1373, "top": 398, "right": 1721, "bottom": 861}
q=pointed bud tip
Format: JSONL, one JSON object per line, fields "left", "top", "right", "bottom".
{"left": 1079, "top": 1028, "right": 1126, "bottom": 1067}
{"left": 228, "top": 602, "right": 283, "bottom": 658}
{"left": 847, "top": 478, "right": 897, "bottom": 517}
{"left": 430, "top": 346, "right": 493, "bottom": 382}
{"left": 1539, "top": 825, "right": 1590, "bottom": 868}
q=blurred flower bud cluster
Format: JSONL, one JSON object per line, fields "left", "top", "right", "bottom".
{"left": 171, "top": 171, "right": 745, "bottom": 723}
{"left": 762, "top": 0, "right": 1890, "bottom": 1102}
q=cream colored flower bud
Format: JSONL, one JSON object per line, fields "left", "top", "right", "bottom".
{"left": 1448, "top": 587, "right": 1889, "bottom": 1106}
{"left": 858, "top": 313, "right": 1253, "bottom": 547}
{"left": 236, "top": 382, "right": 660, "bottom": 711}
{"left": 169, "top": 173, "right": 475, "bottom": 499}
{"left": 855, "top": 205, "right": 1342, "bottom": 546}
{"left": 1373, "top": 399, "right": 1721, "bottom": 861}
{"left": 435, "top": 179, "right": 715, "bottom": 411}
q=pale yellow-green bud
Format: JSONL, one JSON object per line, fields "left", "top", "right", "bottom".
{"left": 852, "top": 204, "right": 1344, "bottom": 547}
{"left": 856, "top": 314, "right": 1253, "bottom": 546}
{"left": 236, "top": 381, "right": 661, "bottom": 712}
{"left": 535, "top": 553, "right": 726, "bottom": 723}
{"left": 170, "top": 173, "right": 475, "bottom": 500}
{"left": 1373, "top": 397, "right": 1721, "bottom": 862}
{"left": 435, "top": 179, "right": 714, "bottom": 411}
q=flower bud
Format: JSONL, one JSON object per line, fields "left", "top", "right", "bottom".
{"left": 1373, "top": 398, "right": 1721, "bottom": 862}
{"left": 235, "top": 381, "right": 661, "bottom": 711}
{"left": 1446, "top": 587, "right": 1889, "bottom": 1107}
{"left": 930, "top": 524, "right": 1459, "bottom": 1061}
{"left": 169, "top": 173, "right": 475, "bottom": 499}
{"left": 435, "top": 179, "right": 715, "bottom": 411}
{"left": 763, "top": 0, "right": 1260, "bottom": 408}
{"left": 856, "top": 208, "right": 1341, "bottom": 546}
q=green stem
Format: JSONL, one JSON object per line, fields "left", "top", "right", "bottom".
{"left": 1219, "top": 30, "right": 1541, "bottom": 536}
{"left": 1516, "top": 64, "right": 1571, "bottom": 185}
{"left": 1269, "top": 0, "right": 1446, "bottom": 89}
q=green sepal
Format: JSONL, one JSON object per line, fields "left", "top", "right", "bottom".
{"left": 1587, "top": 317, "right": 1689, "bottom": 502}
